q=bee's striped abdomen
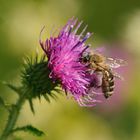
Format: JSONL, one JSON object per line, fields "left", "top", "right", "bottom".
{"left": 102, "top": 71, "right": 115, "bottom": 99}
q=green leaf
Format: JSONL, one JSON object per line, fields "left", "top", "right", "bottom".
{"left": 12, "top": 125, "right": 45, "bottom": 137}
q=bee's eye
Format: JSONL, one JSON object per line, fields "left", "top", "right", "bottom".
{"left": 80, "top": 55, "right": 90, "bottom": 63}
{"left": 83, "top": 57, "right": 89, "bottom": 62}
{"left": 85, "top": 55, "right": 91, "bottom": 61}
{"left": 86, "top": 56, "right": 90, "bottom": 60}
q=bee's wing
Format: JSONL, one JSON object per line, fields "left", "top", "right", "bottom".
{"left": 112, "top": 71, "right": 124, "bottom": 80}
{"left": 106, "top": 57, "right": 127, "bottom": 68}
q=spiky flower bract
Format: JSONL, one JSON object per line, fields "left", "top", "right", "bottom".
{"left": 40, "top": 18, "right": 102, "bottom": 107}
{"left": 21, "top": 55, "right": 60, "bottom": 112}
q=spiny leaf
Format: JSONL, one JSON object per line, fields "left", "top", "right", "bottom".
{"left": 12, "top": 125, "right": 45, "bottom": 137}
{"left": 2, "top": 81, "right": 21, "bottom": 95}
{"left": 0, "top": 96, "right": 11, "bottom": 111}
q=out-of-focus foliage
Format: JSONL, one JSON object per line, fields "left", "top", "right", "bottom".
{"left": 0, "top": 0, "right": 140, "bottom": 140}
{"left": 79, "top": 0, "right": 140, "bottom": 40}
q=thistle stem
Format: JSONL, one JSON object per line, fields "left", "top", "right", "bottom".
{"left": 0, "top": 91, "right": 26, "bottom": 140}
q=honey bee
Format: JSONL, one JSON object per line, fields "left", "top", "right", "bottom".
{"left": 81, "top": 52, "right": 126, "bottom": 98}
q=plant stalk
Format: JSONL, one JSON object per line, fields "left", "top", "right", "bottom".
{"left": 0, "top": 92, "right": 26, "bottom": 140}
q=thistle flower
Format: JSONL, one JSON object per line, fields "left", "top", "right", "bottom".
{"left": 40, "top": 18, "right": 102, "bottom": 107}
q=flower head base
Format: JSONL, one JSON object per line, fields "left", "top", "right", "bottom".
{"left": 21, "top": 56, "right": 59, "bottom": 100}
{"left": 21, "top": 55, "right": 62, "bottom": 113}
{"left": 40, "top": 18, "right": 125, "bottom": 107}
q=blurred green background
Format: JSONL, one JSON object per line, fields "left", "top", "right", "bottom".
{"left": 0, "top": 0, "right": 140, "bottom": 140}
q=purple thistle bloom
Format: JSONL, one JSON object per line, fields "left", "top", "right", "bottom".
{"left": 40, "top": 18, "right": 103, "bottom": 107}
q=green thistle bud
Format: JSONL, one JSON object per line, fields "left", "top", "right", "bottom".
{"left": 21, "top": 55, "right": 59, "bottom": 101}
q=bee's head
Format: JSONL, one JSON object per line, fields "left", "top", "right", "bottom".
{"left": 80, "top": 53, "right": 91, "bottom": 63}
